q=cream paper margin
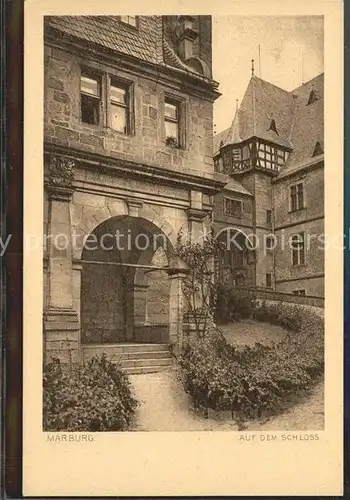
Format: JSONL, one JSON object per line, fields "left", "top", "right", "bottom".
{"left": 23, "top": 0, "right": 343, "bottom": 496}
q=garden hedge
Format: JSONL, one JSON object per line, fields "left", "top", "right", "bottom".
{"left": 178, "top": 301, "right": 324, "bottom": 422}
{"left": 43, "top": 354, "right": 138, "bottom": 431}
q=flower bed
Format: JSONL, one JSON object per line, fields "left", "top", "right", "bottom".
{"left": 177, "top": 303, "right": 324, "bottom": 422}
{"left": 43, "top": 354, "right": 138, "bottom": 432}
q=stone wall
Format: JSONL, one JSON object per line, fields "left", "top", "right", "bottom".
{"left": 273, "top": 166, "right": 324, "bottom": 228}
{"left": 213, "top": 189, "right": 253, "bottom": 230}
{"left": 273, "top": 166, "right": 324, "bottom": 296}
{"left": 44, "top": 44, "right": 214, "bottom": 177}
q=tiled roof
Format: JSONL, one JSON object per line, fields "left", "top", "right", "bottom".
{"left": 46, "top": 16, "right": 213, "bottom": 81}
{"left": 215, "top": 73, "right": 324, "bottom": 175}
{"left": 223, "top": 76, "right": 295, "bottom": 149}
{"left": 162, "top": 40, "right": 213, "bottom": 82}
{"left": 278, "top": 73, "right": 324, "bottom": 177}
{"left": 213, "top": 127, "right": 230, "bottom": 155}
{"left": 163, "top": 39, "right": 193, "bottom": 72}
{"left": 223, "top": 176, "right": 252, "bottom": 196}
{"left": 46, "top": 16, "right": 164, "bottom": 65}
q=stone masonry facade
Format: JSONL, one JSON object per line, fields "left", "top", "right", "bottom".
{"left": 43, "top": 15, "right": 224, "bottom": 362}
{"left": 213, "top": 71, "right": 324, "bottom": 298}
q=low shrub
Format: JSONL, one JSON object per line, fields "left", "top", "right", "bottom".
{"left": 178, "top": 306, "right": 324, "bottom": 422}
{"left": 215, "top": 284, "right": 256, "bottom": 324}
{"left": 43, "top": 354, "right": 138, "bottom": 432}
{"left": 252, "top": 301, "right": 302, "bottom": 332}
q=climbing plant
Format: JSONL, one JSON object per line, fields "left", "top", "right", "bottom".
{"left": 175, "top": 229, "right": 224, "bottom": 338}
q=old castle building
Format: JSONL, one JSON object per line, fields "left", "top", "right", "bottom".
{"left": 213, "top": 70, "right": 324, "bottom": 298}
{"left": 43, "top": 15, "right": 224, "bottom": 364}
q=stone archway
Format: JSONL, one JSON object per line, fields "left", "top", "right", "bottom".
{"left": 216, "top": 227, "right": 255, "bottom": 287}
{"left": 80, "top": 214, "right": 177, "bottom": 345}
{"left": 71, "top": 196, "right": 177, "bottom": 261}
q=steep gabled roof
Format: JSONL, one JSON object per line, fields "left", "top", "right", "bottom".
{"left": 215, "top": 72, "right": 324, "bottom": 177}
{"left": 279, "top": 73, "right": 324, "bottom": 177}
{"left": 213, "top": 127, "right": 230, "bottom": 155}
{"left": 222, "top": 108, "right": 242, "bottom": 147}
{"left": 220, "top": 76, "right": 295, "bottom": 151}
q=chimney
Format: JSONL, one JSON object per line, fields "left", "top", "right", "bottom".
{"left": 177, "top": 15, "right": 198, "bottom": 60}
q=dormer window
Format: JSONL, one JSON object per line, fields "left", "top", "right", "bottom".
{"left": 307, "top": 89, "right": 319, "bottom": 105}
{"left": 120, "top": 16, "right": 138, "bottom": 27}
{"left": 268, "top": 119, "right": 278, "bottom": 135}
{"left": 312, "top": 141, "right": 324, "bottom": 157}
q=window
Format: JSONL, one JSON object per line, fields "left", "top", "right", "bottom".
{"left": 291, "top": 232, "right": 305, "bottom": 266}
{"left": 120, "top": 15, "right": 137, "bottom": 27}
{"left": 266, "top": 236, "right": 274, "bottom": 250}
{"left": 257, "top": 141, "right": 287, "bottom": 171}
{"left": 307, "top": 89, "right": 319, "bottom": 105}
{"left": 233, "top": 247, "right": 244, "bottom": 269}
{"left": 268, "top": 119, "right": 278, "bottom": 135}
{"left": 293, "top": 289, "right": 306, "bottom": 296}
{"left": 110, "top": 79, "right": 129, "bottom": 134}
{"left": 164, "top": 99, "right": 180, "bottom": 146}
{"left": 290, "top": 182, "right": 304, "bottom": 211}
{"left": 266, "top": 209, "right": 272, "bottom": 225}
{"left": 80, "top": 68, "right": 133, "bottom": 134}
{"left": 80, "top": 71, "right": 101, "bottom": 125}
{"left": 266, "top": 273, "right": 272, "bottom": 288}
{"left": 312, "top": 141, "right": 324, "bottom": 157}
{"left": 224, "top": 198, "right": 242, "bottom": 217}
{"left": 221, "top": 147, "right": 231, "bottom": 172}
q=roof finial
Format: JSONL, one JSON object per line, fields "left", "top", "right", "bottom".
{"left": 235, "top": 99, "right": 239, "bottom": 112}
{"left": 251, "top": 59, "right": 255, "bottom": 77}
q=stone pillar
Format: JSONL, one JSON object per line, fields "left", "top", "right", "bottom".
{"left": 133, "top": 284, "right": 150, "bottom": 325}
{"left": 187, "top": 190, "right": 207, "bottom": 243}
{"left": 125, "top": 283, "right": 150, "bottom": 342}
{"left": 44, "top": 155, "right": 80, "bottom": 364}
{"left": 168, "top": 269, "right": 188, "bottom": 353}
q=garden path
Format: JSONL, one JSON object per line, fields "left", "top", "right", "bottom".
{"left": 218, "top": 319, "right": 287, "bottom": 347}
{"left": 130, "top": 371, "right": 324, "bottom": 432}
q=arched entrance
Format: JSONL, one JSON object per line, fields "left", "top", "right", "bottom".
{"left": 80, "top": 215, "right": 174, "bottom": 345}
{"left": 216, "top": 228, "right": 255, "bottom": 287}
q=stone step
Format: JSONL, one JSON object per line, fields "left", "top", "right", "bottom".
{"left": 83, "top": 349, "right": 171, "bottom": 363}
{"left": 82, "top": 343, "right": 169, "bottom": 357}
{"left": 121, "top": 350, "right": 171, "bottom": 360}
{"left": 121, "top": 357, "right": 173, "bottom": 369}
{"left": 123, "top": 365, "right": 174, "bottom": 375}
{"left": 81, "top": 344, "right": 173, "bottom": 375}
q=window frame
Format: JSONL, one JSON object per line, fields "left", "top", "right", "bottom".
{"left": 119, "top": 15, "right": 139, "bottom": 28}
{"left": 223, "top": 197, "right": 243, "bottom": 218}
{"left": 107, "top": 75, "right": 133, "bottom": 135}
{"left": 265, "top": 236, "right": 274, "bottom": 251}
{"left": 266, "top": 209, "right": 272, "bottom": 226}
{"left": 266, "top": 273, "right": 272, "bottom": 288}
{"left": 79, "top": 66, "right": 134, "bottom": 136}
{"left": 289, "top": 181, "right": 305, "bottom": 212}
{"left": 80, "top": 68, "right": 102, "bottom": 127}
{"left": 163, "top": 94, "right": 186, "bottom": 149}
{"left": 291, "top": 232, "right": 306, "bottom": 267}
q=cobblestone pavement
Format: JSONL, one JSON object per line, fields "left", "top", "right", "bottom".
{"left": 130, "top": 371, "right": 324, "bottom": 432}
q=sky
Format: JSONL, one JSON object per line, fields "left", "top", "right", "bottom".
{"left": 212, "top": 16, "right": 324, "bottom": 134}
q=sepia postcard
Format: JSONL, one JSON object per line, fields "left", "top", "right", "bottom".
{"left": 23, "top": 0, "right": 343, "bottom": 496}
